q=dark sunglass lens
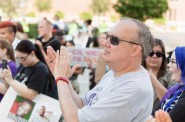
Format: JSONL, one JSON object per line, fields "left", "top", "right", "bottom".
{"left": 110, "top": 36, "right": 119, "bottom": 45}
{"left": 156, "top": 52, "right": 163, "bottom": 57}
{"left": 149, "top": 52, "right": 154, "bottom": 57}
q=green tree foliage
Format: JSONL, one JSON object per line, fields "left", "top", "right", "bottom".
{"left": 35, "top": 0, "right": 52, "bottom": 12}
{"left": 110, "top": 15, "right": 119, "bottom": 22}
{"left": 28, "top": 23, "right": 38, "bottom": 38}
{"left": 114, "top": 0, "right": 168, "bottom": 21}
{"left": 0, "top": 0, "right": 21, "bottom": 17}
{"left": 153, "top": 18, "right": 166, "bottom": 25}
{"left": 55, "top": 11, "right": 64, "bottom": 19}
{"left": 90, "top": 0, "right": 111, "bottom": 15}
{"left": 26, "top": 12, "right": 36, "bottom": 17}
{"left": 80, "top": 12, "right": 92, "bottom": 20}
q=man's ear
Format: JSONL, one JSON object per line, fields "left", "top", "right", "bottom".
{"left": 131, "top": 45, "right": 142, "bottom": 56}
{"left": 31, "top": 51, "right": 35, "bottom": 56}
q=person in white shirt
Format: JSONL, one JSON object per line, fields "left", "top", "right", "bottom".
{"left": 46, "top": 17, "right": 155, "bottom": 122}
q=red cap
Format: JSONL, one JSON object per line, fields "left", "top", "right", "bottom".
{"left": 0, "top": 21, "right": 17, "bottom": 33}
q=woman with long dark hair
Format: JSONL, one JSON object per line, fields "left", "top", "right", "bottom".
{"left": 1, "top": 40, "right": 51, "bottom": 100}
{"left": 143, "top": 38, "right": 174, "bottom": 110}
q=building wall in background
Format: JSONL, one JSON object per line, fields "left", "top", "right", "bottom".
{"left": 166, "top": 0, "right": 185, "bottom": 21}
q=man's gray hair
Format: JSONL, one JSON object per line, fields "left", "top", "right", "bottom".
{"left": 121, "top": 17, "right": 154, "bottom": 60}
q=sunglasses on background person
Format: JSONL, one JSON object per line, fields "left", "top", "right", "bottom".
{"left": 149, "top": 51, "right": 164, "bottom": 58}
{"left": 106, "top": 34, "right": 139, "bottom": 46}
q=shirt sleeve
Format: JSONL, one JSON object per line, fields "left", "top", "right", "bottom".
{"left": 169, "top": 92, "right": 185, "bottom": 122}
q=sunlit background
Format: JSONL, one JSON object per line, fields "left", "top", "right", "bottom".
{"left": 1, "top": 0, "right": 185, "bottom": 94}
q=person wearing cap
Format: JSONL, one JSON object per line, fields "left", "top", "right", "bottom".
{"left": 0, "top": 21, "right": 20, "bottom": 50}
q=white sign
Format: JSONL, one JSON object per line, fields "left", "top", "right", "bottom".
{"left": 68, "top": 47, "right": 103, "bottom": 67}
{"left": 0, "top": 87, "right": 62, "bottom": 122}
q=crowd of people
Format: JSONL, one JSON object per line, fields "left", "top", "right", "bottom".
{"left": 0, "top": 16, "right": 184, "bottom": 122}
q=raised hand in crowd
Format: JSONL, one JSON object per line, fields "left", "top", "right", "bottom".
{"left": 35, "top": 40, "right": 46, "bottom": 58}
{"left": 148, "top": 69, "right": 167, "bottom": 100}
{"left": 45, "top": 46, "right": 56, "bottom": 75}
{"left": 146, "top": 110, "right": 172, "bottom": 122}
{"left": 53, "top": 46, "right": 72, "bottom": 79}
{"left": 45, "top": 46, "right": 80, "bottom": 78}
{"left": 1, "top": 66, "right": 14, "bottom": 85}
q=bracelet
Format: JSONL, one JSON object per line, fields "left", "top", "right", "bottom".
{"left": 55, "top": 76, "right": 69, "bottom": 84}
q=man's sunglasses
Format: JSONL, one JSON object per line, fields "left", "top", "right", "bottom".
{"left": 149, "top": 51, "right": 164, "bottom": 58}
{"left": 106, "top": 34, "right": 139, "bottom": 46}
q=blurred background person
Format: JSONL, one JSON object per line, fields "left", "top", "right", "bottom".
{"left": 15, "top": 22, "right": 28, "bottom": 40}
{"left": 64, "top": 40, "right": 82, "bottom": 94}
{"left": 1, "top": 40, "right": 53, "bottom": 100}
{"left": 150, "top": 46, "right": 185, "bottom": 122}
{"left": 51, "top": 24, "right": 59, "bottom": 36}
{"left": 85, "top": 27, "right": 100, "bottom": 90}
{"left": 53, "top": 14, "right": 65, "bottom": 30}
{"left": 94, "top": 32, "right": 108, "bottom": 84}
{"left": 87, "top": 32, "right": 108, "bottom": 90}
{"left": 86, "top": 27, "right": 99, "bottom": 48}
{"left": 36, "top": 19, "right": 61, "bottom": 55}
{"left": 0, "top": 40, "right": 17, "bottom": 101}
{"left": 84, "top": 19, "right": 93, "bottom": 38}
{"left": 97, "top": 32, "right": 107, "bottom": 49}
{"left": 54, "top": 29, "right": 66, "bottom": 46}
{"left": 35, "top": 19, "right": 61, "bottom": 99}
{"left": 68, "top": 19, "right": 79, "bottom": 37}
{"left": 0, "top": 21, "right": 20, "bottom": 50}
{"left": 142, "top": 38, "right": 174, "bottom": 110}
{"left": 21, "top": 18, "right": 30, "bottom": 34}
{"left": 146, "top": 110, "right": 172, "bottom": 122}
